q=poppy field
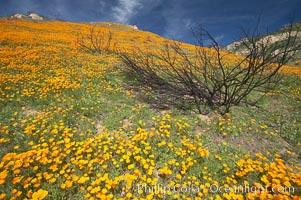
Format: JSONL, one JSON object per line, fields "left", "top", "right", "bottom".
{"left": 0, "top": 20, "right": 301, "bottom": 199}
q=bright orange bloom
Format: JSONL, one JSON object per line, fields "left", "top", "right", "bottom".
{"left": 32, "top": 189, "right": 48, "bottom": 200}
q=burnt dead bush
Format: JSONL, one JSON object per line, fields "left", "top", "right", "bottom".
{"left": 117, "top": 22, "right": 300, "bottom": 115}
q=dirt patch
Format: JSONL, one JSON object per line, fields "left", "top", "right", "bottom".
{"left": 209, "top": 131, "right": 300, "bottom": 162}
{"left": 199, "top": 114, "right": 210, "bottom": 121}
{"left": 95, "top": 121, "right": 106, "bottom": 134}
{"left": 95, "top": 121, "right": 123, "bottom": 139}
{"left": 22, "top": 108, "right": 44, "bottom": 117}
{"left": 122, "top": 118, "right": 132, "bottom": 129}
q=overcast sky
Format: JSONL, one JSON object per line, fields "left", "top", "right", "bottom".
{"left": 0, "top": 0, "right": 300, "bottom": 46}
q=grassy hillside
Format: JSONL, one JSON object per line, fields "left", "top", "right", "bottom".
{"left": 0, "top": 19, "right": 301, "bottom": 199}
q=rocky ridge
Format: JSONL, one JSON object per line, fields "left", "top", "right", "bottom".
{"left": 3, "top": 12, "right": 49, "bottom": 21}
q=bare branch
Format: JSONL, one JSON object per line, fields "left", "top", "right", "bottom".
{"left": 76, "top": 25, "right": 115, "bottom": 54}
{"left": 117, "top": 20, "right": 300, "bottom": 115}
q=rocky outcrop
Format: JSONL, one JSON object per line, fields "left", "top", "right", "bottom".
{"left": 224, "top": 23, "right": 301, "bottom": 67}
{"left": 5, "top": 12, "right": 47, "bottom": 21}
{"left": 28, "top": 13, "right": 44, "bottom": 20}
{"left": 127, "top": 25, "right": 139, "bottom": 30}
{"left": 225, "top": 25, "right": 301, "bottom": 57}
{"left": 224, "top": 39, "right": 247, "bottom": 54}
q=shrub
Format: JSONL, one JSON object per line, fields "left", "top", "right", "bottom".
{"left": 117, "top": 23, "right": 300, "bottom": 114}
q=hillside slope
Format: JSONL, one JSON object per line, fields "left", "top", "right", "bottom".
{"left": 225, "top": 22, "right": 301, "bottom": 67}
{"left": 0, "top": 19, "right": 301, "bottom": 199}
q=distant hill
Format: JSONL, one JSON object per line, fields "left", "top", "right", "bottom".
{"left": 3, "top": 12, "right": 52, "bottom": 21}
{"left": 224, "top": 22, "right": 301, "bottom": 67}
